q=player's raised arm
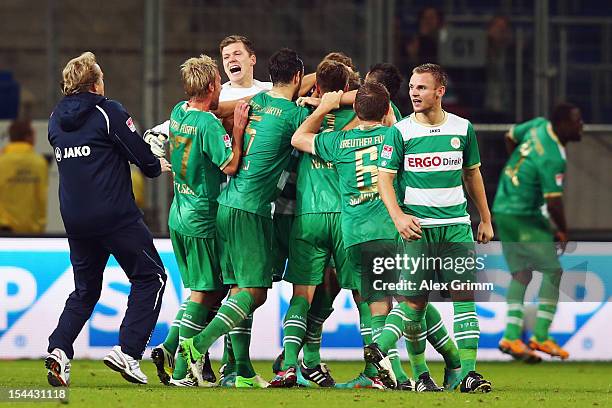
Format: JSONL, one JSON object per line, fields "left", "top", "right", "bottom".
{"left": 222, "top": 101, "right": 249, "bottom": 175}
{"left": 213, "top": 95, "right": 255, "bottom": 119}
{"left": 291, "top": 91, "right": 342, "bottom": 153}
{"left": 299, "top": 72, "right": 316, "bottom": 96}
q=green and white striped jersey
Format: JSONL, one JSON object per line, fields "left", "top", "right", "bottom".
{"left": 378, "top": 112, "right": 481, "bottom": 227}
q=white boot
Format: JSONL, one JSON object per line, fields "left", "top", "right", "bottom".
{"left": 103, "top": 345, "right": 148, "bottom": 384}
{"left": 45, "top": 348, "right": 71, "bottom": 387}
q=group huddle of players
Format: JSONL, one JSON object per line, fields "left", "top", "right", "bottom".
{"left": 143, "top": 34, "right": 582, "bottom": 393}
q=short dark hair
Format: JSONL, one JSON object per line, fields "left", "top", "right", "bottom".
{"left": 8, "top": 119, "right": 33, "bottom": 142}
{"left": 412, "top": 63, "right": 448, "bottom": 88}
{"left": 551, "top": 102, "right": 579, "bottom": 127}
{"left": 268, "top": 48, "right": 304, "bottom": 85}
{"left": 323, "top": 52, "right": 355, "bottom": 70}
{"left": 354, "top": 82, "right": 390, "bottom": 121}
{"left": 367, "top": 63, "right": 403, "bottom": 99}
{"left": 316, "top": 60, "right": 349, "bottom": 93}
{"left": 219, "top": 35, "right": 255, "bottom": 56}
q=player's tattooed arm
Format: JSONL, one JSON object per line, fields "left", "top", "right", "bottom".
{"left": 292, "top": 91, "right": 343, "bottom": 153}
{"left": 222, "top": 102, "right": 249, "bottom": 176}
{"left": 462, "top": 166, "right": 494, "bottom": 243}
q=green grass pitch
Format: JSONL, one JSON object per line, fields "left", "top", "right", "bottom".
{"left": 0, "top": 360, "right": 609, "bottom": 407}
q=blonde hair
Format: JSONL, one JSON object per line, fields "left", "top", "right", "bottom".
{"left": 61, "top": 52, "right": 101, "bottom": 95}
{"left": 181, "top": 54, "right": 218, "bottom": 99}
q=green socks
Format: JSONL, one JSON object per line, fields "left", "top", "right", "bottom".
{"left": 376, "top": 302, "right": 425, "bottom": 353}
{"left": 302, "top": 289, "right": 334, "bottom": 368}
{"left": 173, "top": 301, "right": 209, "bottom": 380}
{"left": 534, "top": 272, "right": 561, "bottom": 342}
{"left": 404, "top": 311, "right": 429, "bottom": 379}
{"left": 453, "top": 301, "right": 480, "bottom": 377}
{"left": 282, "top": 296, "right": 310, "bottom": 369}
{"left": 192, "top": 291, "right": 255, "bottom": 354}
{"left": 163, "top": 298, "right": 189, "bottom": 354}
{"left": 229, "top": 314, "right": 255, "bottom": 378}
{"left": 357, "top": 301, "right": 373, "bottom": 347}
{"left": 426, "top": 304, "right": 460, "bottom": 369}
{"left": 503, "top": 278, "right": 528, "bottom": 340}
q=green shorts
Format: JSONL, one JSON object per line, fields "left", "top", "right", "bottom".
{"left": 396, "top": 224, "right": 476, "bottom": 298}
{"left": 169, "top": 229, "right": 224, "bottom": 291}
{"left": 216, "top": 205, "right": 274, "bottom": 288}
{"left": 271, "top": 213, "right": 294, "bottom": 281}
{"left": 495, "top": 213, "right": 561, "bottom": 274}
{"left": 348, "top": 239, "right": 398, "bottom": 303}
{"left": 285, "top": 213, "right": 353, "bottom": 289}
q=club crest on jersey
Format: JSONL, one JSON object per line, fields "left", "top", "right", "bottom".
{"left": 381, "top": 145, "right": 394, "bottom": 159}
{"left": 223, "top": 134, "right": 232, "bottom": 148}
{"left": 126, "top": 117, "right": 136, "bottom": 132}
{"left": 451, "top": 137, "right": 461, "bottom": 149}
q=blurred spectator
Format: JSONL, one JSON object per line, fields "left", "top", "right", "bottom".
{"left": 406, "top": 7, "right": 446, "bottom": 66}
{"left": 484, "top": 15, "right": 515, "bottom": 122}
{"left": 130, "top": 167, "right": 146, "bottom": 209}
{"left": 0, "top": 120, "right": 48, "bottom": 233}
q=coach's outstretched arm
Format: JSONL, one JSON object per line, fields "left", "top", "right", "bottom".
{"left": 378, "top": 171, "right": 422, "bottom": 241}
{"left": 291, "top": 91, "right": 343, "bottom": 153}
{"left": 462, "top": 166, "right": 493, "bottom": 243}
{"left": 102, "top": 100, "right": 170, "bottom": 177}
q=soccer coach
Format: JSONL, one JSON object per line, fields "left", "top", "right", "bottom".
{"left": 46, "top": 52, "right": 171, "bottom": 386}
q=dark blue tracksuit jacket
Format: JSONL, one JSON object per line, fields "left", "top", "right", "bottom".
{"left": 48, "top": 92, "right": 161, "bottom": 238}
{"left": 47, "top": 92, "right": 166, "bottom": 360}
